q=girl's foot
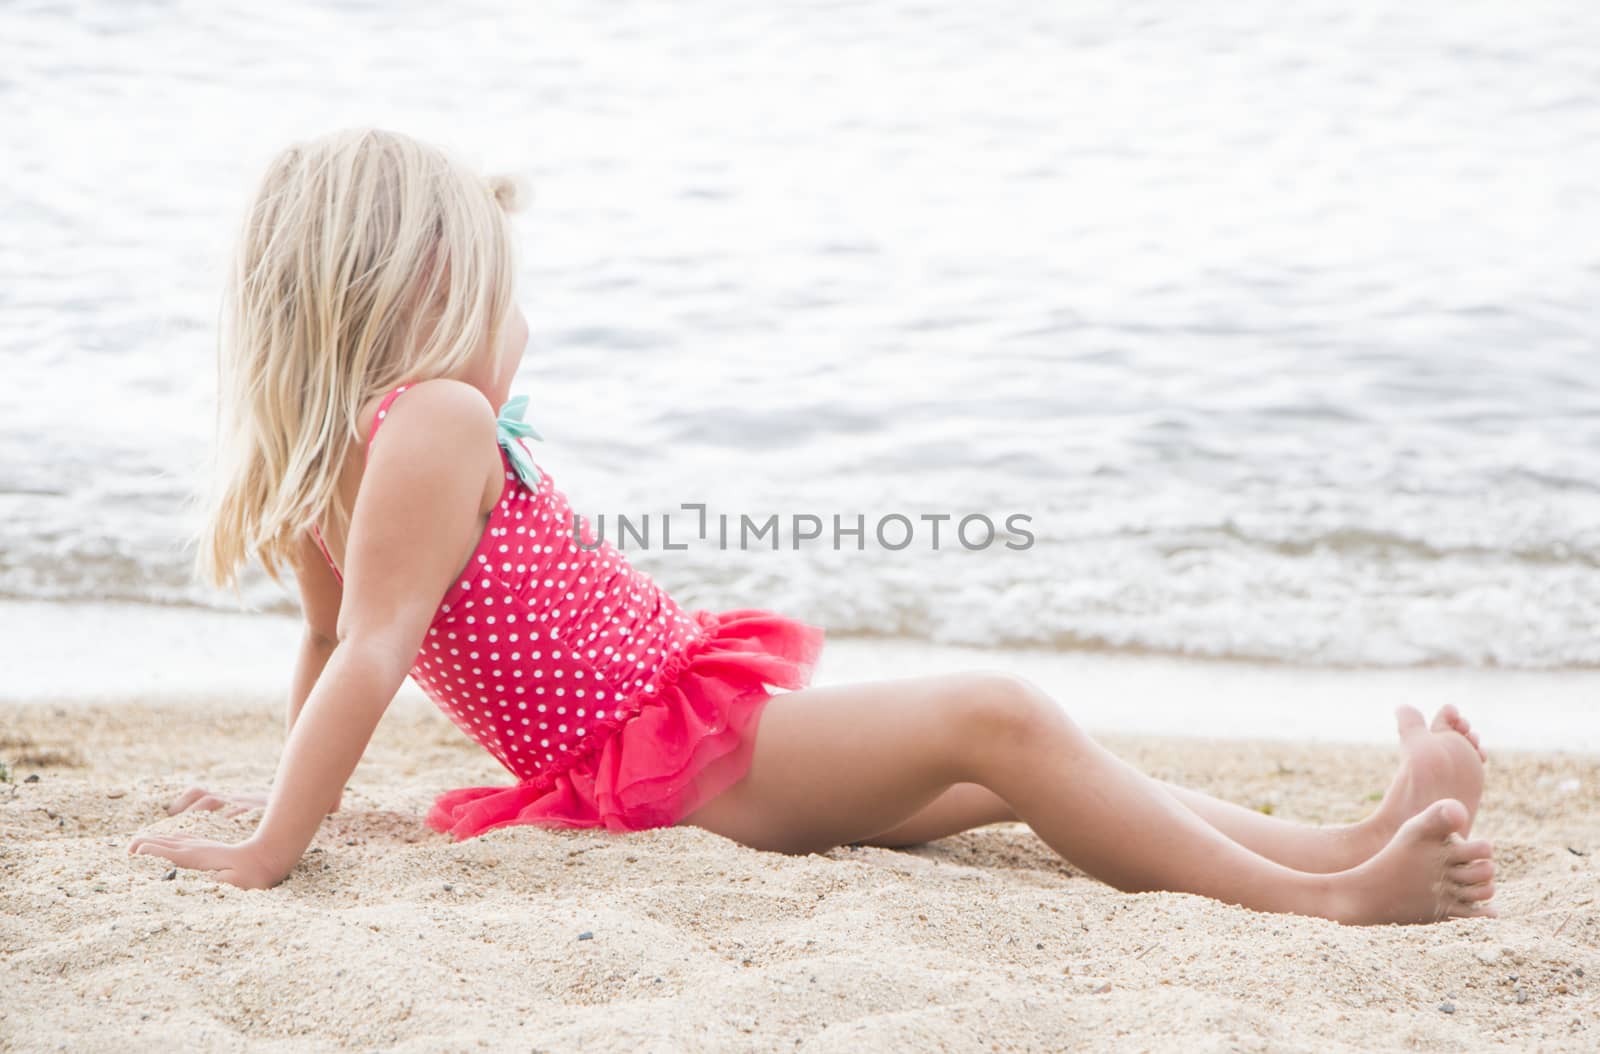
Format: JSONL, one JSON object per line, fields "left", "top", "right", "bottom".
{"left": 1358, "top": 705, "right": 1487, "bottom": 853}
{"left": 1331, "top": 798, "right": 1496, "bottom": 925}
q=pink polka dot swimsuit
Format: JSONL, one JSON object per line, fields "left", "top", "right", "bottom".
{"left": 310, "top": 383, "right": 826, "bottom": 839}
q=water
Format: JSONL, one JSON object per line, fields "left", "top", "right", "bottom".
{"left": 3, "top": 0, "right": 1597, "bottom": 668}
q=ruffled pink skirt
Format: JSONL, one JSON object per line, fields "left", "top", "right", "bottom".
{"left": 424, "top": 608, "right": 826, "bottom": 840}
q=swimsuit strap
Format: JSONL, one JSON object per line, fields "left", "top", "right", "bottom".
{"left": 309, "top": 522, "right": 344, "bottom": 584}
{"left": 308, "top": 382, "right": 416, "bottom": 584}
{"left": 364, "top": 383, "right": 414, "bottom": 461}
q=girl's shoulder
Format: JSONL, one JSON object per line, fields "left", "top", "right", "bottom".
{"left": 359, "top": 378, "right": 505, "bottom": 512}
{"left": 360, "top": 378, "right": 496, "bottom": 456}
{"left": 312, "top": 378, "right": 506, "bottom": 580}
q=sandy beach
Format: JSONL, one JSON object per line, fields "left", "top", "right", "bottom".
{"left": 5, "top": 0, "right": 1597, "bottom": 1049}
{"left": 3, "top": 684, "right": 1597, "bottom": 1052}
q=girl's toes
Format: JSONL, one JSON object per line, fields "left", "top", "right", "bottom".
{"left": 1451, "top": 898, "right": 1498, "bottom": 919}
{"left": 1450, "top": 859, "right": 1495, "bottom": 885}
{"left": 1447, "top": 837, "right": 1494, "bottom": 864}
{"left": 1457, "top": 880, "right": 1496, "bottom": 903}
{"left": 1397, "top": 705, "right": 1427, "bottom": 736}
{"left": 1431, "top": 704, "right": 1462, "bottom": 733}
{"left": 1409, "top": 799, "right": 1469, "bottom": 843}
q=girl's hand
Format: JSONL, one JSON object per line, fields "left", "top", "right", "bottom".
{"left": 127, "top": 833, "right": 281, "bottom": 890}
{"left": 166, "top": 784, "right": 342, "bottom": 817}
{"left": 166, "top": 785, "right": 271, "bottom": 819}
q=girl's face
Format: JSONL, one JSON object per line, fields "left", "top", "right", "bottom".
{"left": 458, "top": 301, "right": 528, "bottom": 409}
{"left": 490, "top": 301, "right": 529, "bottom": 404}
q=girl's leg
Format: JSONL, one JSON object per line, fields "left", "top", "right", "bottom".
{"left": 679, "top": 672, "right": 1496, "bottom": 924}
{"left": 857, "top": 705, "right": 1487, "bottom": 876}
{"left": 850, "top": 782, "right": 1017, "bottom": 848}
{"left": 858, "top": 779, "right": 1378, "bottom": 873}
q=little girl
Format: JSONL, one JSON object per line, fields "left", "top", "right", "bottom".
{"left": 129, "top": 128, "right": 1497, "bottom": 925}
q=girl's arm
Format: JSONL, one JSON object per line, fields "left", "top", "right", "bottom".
{"left": 285, "top": 530, "right": 345, "bottom": 809}
{"left": 288, "top": 527, "right": 343, "bottom": 737}
{"left": 288, "top": 629, "right": 338, "bottom": 734}
{"left": 164, "top": 533, "right": 343, "bottom": 819}
{"left": 130, "top": 379, "right": 501, "bottom": 887}
{"left": 284, "top": 629, "right": 342, "bottom": 811}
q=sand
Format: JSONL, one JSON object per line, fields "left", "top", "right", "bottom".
{"left": 2, "top": 689, "right": 1598, "bottom": 1053}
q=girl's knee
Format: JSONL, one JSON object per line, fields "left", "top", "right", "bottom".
{"left": 944, "top": 670, "right": 1068, "bottom": 748}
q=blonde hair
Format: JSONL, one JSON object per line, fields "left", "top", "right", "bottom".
{"left": 193, "top": 127, "right": 524, "bottom": 595}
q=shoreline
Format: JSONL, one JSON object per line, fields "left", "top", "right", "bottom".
{"left": 3, "top": 597, "right": 1598, "bottom": 755}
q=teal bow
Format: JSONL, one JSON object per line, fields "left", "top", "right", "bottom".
{"left": 496, "top": 394, "right": 544, "bottom": 488}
